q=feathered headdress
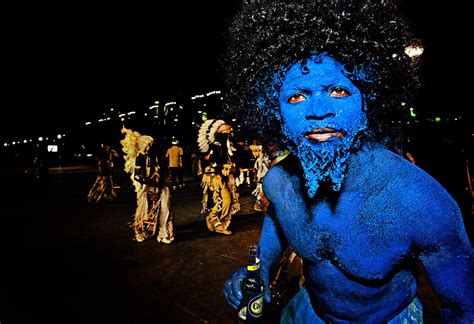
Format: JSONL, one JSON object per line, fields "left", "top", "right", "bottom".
{"left": 197, "top": 119, "right": 226, "bottom": 153}
{"left": 120, "top": 127, "right": 154, "bottom": 191}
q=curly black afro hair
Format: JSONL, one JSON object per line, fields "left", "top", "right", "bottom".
{"left": 221, "top": 0, "right": 422, "bottom": 148}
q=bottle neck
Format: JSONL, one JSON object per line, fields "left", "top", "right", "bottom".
{"left": 247, "top": 245, "right": 261, "bottom": 276}
{"left": 247, "top": 259, "right": 261, "bottom": 277}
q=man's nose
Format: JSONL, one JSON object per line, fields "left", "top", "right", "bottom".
{"left": 305, "top": 96, "right": 335, "bottom": 121}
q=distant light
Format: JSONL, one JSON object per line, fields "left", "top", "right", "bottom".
{"left": 12, "top": 141, "right": 16, "bottom": 145}
{"left": 401, "top": 102, "right": 406, "bottom": 106}
{"left": 170, "top": 108, "right": 174, "bottom": 111}
{"left": 232, "top": 118, "right": 237, "bottom": 122}
{"left": 3, "top": 143, "right": 8, "bottom": 147}
{"left": 85, "top": 122, "right": 91, "bottom": 126}
{"left": 47, "top": 145, "right": 58, "bottom": 152}
{"left": 144, "top": 113, "right": 147, "bottom": 116}
{"left": 404, "top": 45, "right": 424, "bottom": 58}
{"left": 206, "top": 90, "right": 221, "bottom": 96}
{"left": 118, "top": 113, "right": 126, "bottom": 117}
{"left": 174, "top": 119, "right": 178, "bottom": 122}
{"left": 110, "top": 108, "right": 114, "bottom": 111}
{"left": 191, "top": 94, "right": 205, "bottom": 100}
{"left": 435, "top": 117, "right": 441, "bottom": 122}
{"left": 192, "top": 122, "right": 195, "bottom": 125}
{"left": 197, "top": 110, "right": 202, "bottom": 113}
{"left": 23, "top": 139, "right": 28, "bottom": 143}
{"left": 86, "top": 153, "right": 92, "bottom": 157}
{"left": 409, "top": 107, "right": 416, "bottom": 117}
{"left": 57, "top": 134, "right": 62, "bottom": 139}
{"left": 121, "top": 117, "right": 125, "bottom": 122}
{"left": 127, "top": 111, "right": 136, "bottom": 115}
{"left": 154, "top": 101, "right": 159, "bottom": 104}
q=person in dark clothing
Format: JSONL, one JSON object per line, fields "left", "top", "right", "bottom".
{"left": 87, "top": 143, "right": 117, "bottom": 203}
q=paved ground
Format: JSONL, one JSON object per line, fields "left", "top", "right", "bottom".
{"left": 1, "top": 166, "right": 468, "bottom": 323}
{"left": 0, "top": 168, "right": 270, "bottom": 324}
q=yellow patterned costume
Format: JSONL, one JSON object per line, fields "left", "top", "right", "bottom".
{"left": 198, "top": 119, "right": 240, "bottom": 235}
{"left": 120, "top": 127, "right": 174, "bottom": 243}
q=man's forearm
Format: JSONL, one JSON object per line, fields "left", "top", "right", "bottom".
{"left": 442, "top": 307, "right": 474, "bottom": 323}
{"left": 259, "top": 214, "right": 286, "bottom": 300}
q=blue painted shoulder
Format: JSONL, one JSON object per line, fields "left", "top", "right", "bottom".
{"left": 262, "top": 155, "right": 302, "bottom": 202}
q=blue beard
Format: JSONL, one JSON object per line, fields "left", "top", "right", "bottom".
{"left": 297, "top": 135, "right": 360, "bottom": 198}
{"left": 282, "top": 120, "right": 366, "bottom": 199}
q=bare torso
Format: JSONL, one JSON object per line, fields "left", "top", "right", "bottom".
{"left": 264, "top": 145, "right": 453, "bottom": 321}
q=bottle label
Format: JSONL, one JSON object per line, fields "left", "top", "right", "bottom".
{"left": 247, "top": 263, "right": 260, "bottom": 271}
{"left": 248, "top": 293, "right": 264, "bottom": 318}
{"left": 238, "top": 306, "right": 247, "bottom": 321}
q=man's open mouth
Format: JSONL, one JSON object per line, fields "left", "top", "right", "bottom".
{"left": 305, "top": 128, "right": 343, "bottom": 142}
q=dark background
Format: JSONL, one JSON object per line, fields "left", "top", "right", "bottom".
{"left": 0, "top": 3, "right": 472, "bottom": 323}
{"left": 2, "top": 2, "right": 240, "bottom": 138}
{"left": 1, "top": 0, "right": 471, "bottom": 138}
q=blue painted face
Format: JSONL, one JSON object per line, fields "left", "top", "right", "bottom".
{"left": 278, "top": 54, "right": 368, "bottom": 197}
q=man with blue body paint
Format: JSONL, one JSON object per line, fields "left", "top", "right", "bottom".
{"left": 222, "top": 0, "right": 474, "bottom": 322}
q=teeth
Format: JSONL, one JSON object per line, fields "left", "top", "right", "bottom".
{"left": 305, "top": 132, "right": 342, "bottom": 142}
{"left": 306, "top": 133, "right": 333, "bottom": 142}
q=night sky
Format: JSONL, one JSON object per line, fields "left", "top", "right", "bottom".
{"left": 3, "top": 1, "right": 471, "bottom": 139}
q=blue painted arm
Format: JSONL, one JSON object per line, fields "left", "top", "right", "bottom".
{"left": 416, "top": 201, "right": 474, "bottom": 322}
{"left": 259, "top": 213, "right": 287, "bottom": 303}
{"left": 223, "top": 213, "right": 286, "bottom": 309}
{"left": 420, "top": 242, "right": 474, "bottom": 322}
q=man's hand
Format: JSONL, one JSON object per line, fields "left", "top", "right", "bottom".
{"left": 223, "top": 267, "right": 272, "bottom": 310}
{"left": 223, "top": 267, "right": 246, "bottom": 310}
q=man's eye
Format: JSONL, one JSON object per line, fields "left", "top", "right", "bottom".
{"left": 288, "top": 93, "right": 306, "bottom": 103}
{"left": 329, "top": 87, "right": 351, "bottom": 98}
